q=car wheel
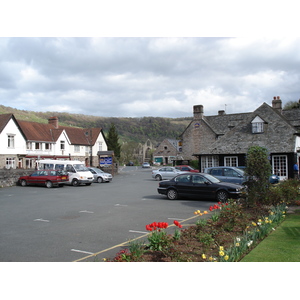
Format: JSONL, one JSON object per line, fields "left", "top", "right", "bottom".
{"left": 72, "top": 179, "right": 79, "bottom": 186}
{"left": 97, "top": 177, "right": 103, "bottom": 183}
{"left": 167, "top": 189, "right": 178, "bottom": 200}
{"left": 20, "top": 179, "right": 27, "bottom": 187}
{"left": 216, "top": 190, "right": 228, "bottom": 202}
{"left": 45, "top": 181, "right": 53, "bottom": 188}
{"left": 155, "top": 174, "right": 162, "bottom": 181}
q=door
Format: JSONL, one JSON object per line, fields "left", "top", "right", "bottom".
{"left": 189, "top": 174, "right": 214, "bottom": 199}
{"left": 272, "top": 155, "right": 288, "bottom": 180}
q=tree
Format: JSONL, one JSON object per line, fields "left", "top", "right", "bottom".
{"left": 245, "top": 146, "right": 272, "bottom": 206}
{"left": 106, "top": 123, "right": 121, "bottom": 160}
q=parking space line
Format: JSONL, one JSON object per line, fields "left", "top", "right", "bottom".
{"left": 79, "top": 210, "right": 94, "bottom": 213}
{"left": 129, "top": 230, "right": 148, "bottom": 234}
{"left": 167, "top": 218, "right": 185, "bottom": 221}
{"left": 71, "top": 249, "right": 94, "bottom": 255}
{"left": 34, "top": 218, "right": 50, "bottom": 222}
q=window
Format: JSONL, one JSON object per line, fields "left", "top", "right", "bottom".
{"left": 98, "top": 142, "right": 103, "bottom": 151}
{"left": 7, "top": 135, "right": 15, "bottom": 148}
{"left": 35, "top": 142, "right": 42, "bottom": 150}
{"left": 251, "top": 116, "right": 264, "bottom": 133}
{"left": 60, "top": 141, "right": 65, "bottom": 150}
{"left": 74, "top": 145, "right": 80, "bottom": 152}
{"left": 6, "top": 157, "right": 15, "bottom": 169}
{"left": 26, "top": 142, "right": 32, "bottom": 150}
{"left": 45, "top": 143, "right": 52, "bottom": 150}
{"left": 201, "top": 156, "right": 219, "bottom": 172}
{"left": 225, "top": 156, "right": 238, "bottom": 167}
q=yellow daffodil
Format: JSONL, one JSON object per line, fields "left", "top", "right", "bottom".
{"left": 219, "top": 251, "right": 225, "bottom": 256}
{"left": 202, "top": 254, "right": 206, "bottom": 259}
{"left": 204, "top": 211, "right": 208, "bottom": 214}
{"left": 219, "top": 246, "right": 224, "bottom": 251}
{"left": 224, "top": 255, "right": 229, "bottom": 261}
{"left": 236, "top": 243, "right": 240, "bottom": 247}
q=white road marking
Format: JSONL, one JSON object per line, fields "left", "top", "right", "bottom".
{"left": 168, "top": 218, "right": 185, "bottom": 221}
{"left": 34, "top": 218, "right": 50, "bottom": 222}
{"left": 114, "top": 204, "right": 128, "bottom": 207}
{"left": 71, "top": 249, "right": 94, "bottom": 255}
{"left": 129, "top": 230, "right": 148, "bottom": 234}
{"left": 79, "top": 210, "right": 94, "bottom": 213}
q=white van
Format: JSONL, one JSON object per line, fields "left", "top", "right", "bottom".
{"left": 36, "top": 159, "right": 94, "bottom": 186}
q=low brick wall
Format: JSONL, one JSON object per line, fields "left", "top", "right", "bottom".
{"left": 0, "top": 169, "right": 35, "bottom": 188}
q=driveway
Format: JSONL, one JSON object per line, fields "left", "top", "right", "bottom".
{"left": 0, "top": 166, "right": 217, "bottom": 262}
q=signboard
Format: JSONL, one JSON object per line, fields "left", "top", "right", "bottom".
{"left": 100, "top": 156, "right": 112, "bottom": 165}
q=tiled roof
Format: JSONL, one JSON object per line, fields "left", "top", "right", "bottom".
{"left": 4, "top": 116, "right": 104, "bottom": 146}
{"left": 198, "top": 102, "right": 299, "bottom": 155}
{"left": 0, "top": 114, "right": 13, "bottom": 133}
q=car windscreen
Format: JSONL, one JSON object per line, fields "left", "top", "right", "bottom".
{"left": 73, "top": 164, "right": 89, "bottom": 172}
{"left": 203, "top": 174, "right": 221, "bottom": 183}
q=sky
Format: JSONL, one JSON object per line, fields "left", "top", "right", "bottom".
{"left": 1, "top": 2, "right": 300, "bottom": 119}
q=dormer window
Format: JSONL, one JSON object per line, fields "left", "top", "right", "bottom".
{"left": 251, "top": 116, "right": 264, "bottom": 133}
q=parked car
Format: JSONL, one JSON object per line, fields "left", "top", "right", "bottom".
{"left": 204, "top": 166, "right": 245, "bottom": 185}
{"left": 88, "top": 167, "right": 112, "bottom": 183}
{"left": 157, "top": 173, "right": 242, "bottom": 202}
{"left": 142, "top": 162, "right": 151, "bottom": 168}
{"left": 18, "top": 170, "right": 69, "bottom": 188}
{"left": 152, "top": 167, "right": 186, "bottom": 181}
{"left": 175, "top": 165, "right": 199, "bottom": 172}
{"left": 204, "top": 166, "right": 280, "bottom": 185}
{"left": 236, "top": 166, "right": 280, "bottom": 184}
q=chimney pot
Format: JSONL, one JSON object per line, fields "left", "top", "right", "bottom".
{"left": 48, "top": 116, "right": 59, "bottom": 128}
{"left": 193, "top": 105, "right": 204, "bottom": 119}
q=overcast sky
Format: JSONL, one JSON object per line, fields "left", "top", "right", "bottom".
{"left": 1, "top": 3, "right": 300, "bottom": 119}
{"left": 1, "top": 37, "right": 300, "bottom": 118}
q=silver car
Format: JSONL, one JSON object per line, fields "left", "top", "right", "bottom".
{"left": 88, "top": 167, "right": 113, "bottom": 183}
{"left": 152, "top": 167, "right": 185, "bottom": 181}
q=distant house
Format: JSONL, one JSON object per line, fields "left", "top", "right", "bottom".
{"left": 153, "top": 138, "right": 182, "bottom": 165}
{"left": 0, "top": 114, "right": 27, "bottom": 168}
{"left": 180, "top": 97, "right": 300, "bottom": 180}
{"left": 0, "top": 114, "right": 108, "bottom": 169}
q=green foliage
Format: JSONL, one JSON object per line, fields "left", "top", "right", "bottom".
{"left": 283, "top": 101, "right": 300, "bottom": 110}
{"left": 245, "top": 146, "right": 272, "bottom": 206}
{"left": 268, "top": 179, "right": 300, "bottom": 206}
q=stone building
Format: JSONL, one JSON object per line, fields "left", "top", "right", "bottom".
{"left": 180, "top": 97, "right": 300, "bottom": 180}
{"left": 153, "top": 139, "right": 182, "bottom": 165}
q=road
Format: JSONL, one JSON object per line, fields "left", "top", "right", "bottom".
{"left": 0, "top": 166, "right": 217, "bottom": 262}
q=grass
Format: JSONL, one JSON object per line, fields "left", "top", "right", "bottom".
{"left": 241, "top": 209, "right": 300, "bottom": 262}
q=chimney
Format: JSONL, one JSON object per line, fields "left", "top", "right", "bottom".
{"left": 218, "top": 110, "right": 226, "bottom": 116}
{"left": 48, "top": 116, "right": 59, "bottom": 128}
{"left": 272, "top": 96, "right": 282, "bottom": 113}
{"left": 193, "top": 105, "right": 204, "bottom": 120}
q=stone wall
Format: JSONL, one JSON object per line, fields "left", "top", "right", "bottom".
{"left": 0, "top": 169, "right": 34, "bottom": 188}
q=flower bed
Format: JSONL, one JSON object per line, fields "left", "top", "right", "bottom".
{"left": 107, "top": 200, "right": 288, "bottom": 262}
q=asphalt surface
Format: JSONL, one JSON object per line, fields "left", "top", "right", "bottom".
{"left": 0, "top": 166, "right": 217, "bottom": 262}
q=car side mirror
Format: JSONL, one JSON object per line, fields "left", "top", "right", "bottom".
{"left": 204, "top": 181, "right": 210, "bottom": 185}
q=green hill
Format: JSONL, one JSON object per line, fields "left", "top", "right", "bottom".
{"left": 0, "top": 105, "right": 191, "bottom": 144}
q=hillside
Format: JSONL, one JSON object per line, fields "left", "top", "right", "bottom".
{"left": 0, "top": 105, "right": 192, "bottom": 144}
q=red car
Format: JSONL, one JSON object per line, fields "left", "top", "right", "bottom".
{"left": 18, "top": 170, "right": 69, "bottom": 188}
{"left": 175, "top": 165, "right": 199, "bottom": 172}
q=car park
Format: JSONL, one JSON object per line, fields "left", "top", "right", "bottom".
{"left": 88, "top": 167, "right": 113, "bottom": 183}
{"left": 152, "top": 167, "right": 186, "bottom": 181}
{"left": 142, "top": 162, "right": 151, "bottom": 168}
{"left": 175, "top": 165, "right": 199, "bottom": 172}
{"left": 157, "top": 173, "right": 242, "bottom": 202}
{"left": 18, "top": 170, "right": 69, "bottom": 188}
